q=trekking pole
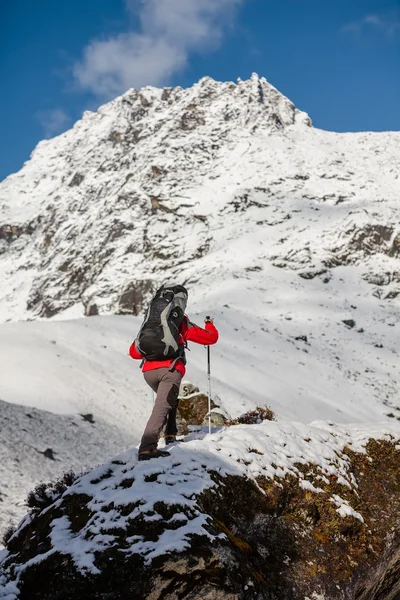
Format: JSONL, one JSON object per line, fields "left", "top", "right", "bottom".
{"left": 206, "top": 343, "right": 212, "bottom": 435}
{"left": 207, "top": 346, "right": 211, "bottom": 433}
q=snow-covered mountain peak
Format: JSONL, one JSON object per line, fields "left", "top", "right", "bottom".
{"left": 0, "top": 73, "right": 314, "bottom": 322}
{"left": 0, "top": 73, "right": 399, "bottom": 425}
{"left": 77, "top": 71, "right": 311, "bottom": 146}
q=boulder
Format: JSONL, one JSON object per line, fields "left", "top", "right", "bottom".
{"left": 177, "top": 393, "right": 217, "bottom": 426}
{"left": 203, "top": 410, "right": 226, "bottom": 427}
{"left": 116, "top": 279, "right": 154, "bottom": 316}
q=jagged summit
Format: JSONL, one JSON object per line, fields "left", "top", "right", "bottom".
{"left": 0, "top": 73, "right": 316, "bottom": 321}
{"left": 81, "top": 72, "right": 311, "bottom": 138}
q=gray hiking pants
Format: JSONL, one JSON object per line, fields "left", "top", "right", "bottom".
{"left": 139, "top": 368, "right": 182, "bottom": 453}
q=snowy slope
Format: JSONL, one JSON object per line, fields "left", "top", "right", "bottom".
{"left": 0, "top": 73, "right": 399, "bottom": 532}
{"left": 0, "top": 398, "right": 132, "bottom": 533}
{"left": 0, "top": 302, "right": 397, "bottom": 530}
{"left": 17, "top": 417, "right": 397, "bottom": 567}
{"left": 1, "top": 74, "right": 399, "bottom": 421}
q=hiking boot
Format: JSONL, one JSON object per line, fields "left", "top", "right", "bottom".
{"left": 164, "top": 435, "right": 176, "bottom": 445}
{"left": 138, "top": 449, "right": 170, "bottom": 461}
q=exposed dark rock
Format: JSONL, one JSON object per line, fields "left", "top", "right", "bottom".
{"left": 384, "top": 289, "right": 399, "bottom": 299}
{"left": 293, "top": 174, "right": 309, "bottom": 180}
{"left": 389, "top": 234, "right": 400, "bottom": 257}
{"left": 299, "top": 268, "right": 328, "bottom": 280}
{"left": 180, "top": 109, "right": 206, "bottom": 131}
{"left": 26, "top": 290, "right": 66, "bottom": 318}
{"left": 161, "top": 88, "right": 172, "bottom": 102}
{"left": 294, "top": 335, "right": 309, "bottom": 344}
{"left": 225, "top": 406, "right": 276, "bottom": 425}
{"left": 68, "top": 173, "right": 84, "bottom": 187}
{"left": 84, "top": 301, "right": 98, "bottom": 317}
{"left": 0, "top": 224, "right": 21, "bottom": 241}
{"left": 177, "top": 393, "right": 217, "bottom": 426}
{"left": 326, "top": 225, "right": 395, "bottom": 268}
{"left": 0, "top": 223, "right": 33, "bottom": 243}
{"left": 354, "top": 536, "right": 400, "bottom": 600}
{"left": 343, "top": 319, "right": 356, "bottom": 329}
{"left": 139, "top": 93, "right": 151, "bottom": 107}
{"left": 42, "top": 448, "right": 56, "bottom": 461}
{"left": 116, "top": 279, "right": 154, "bottom": 316}
{"left": 80, "top": 413, "right": 95, "bottom": 424}
{"left": 151, "top": 165, "right": 163, "bottom": 178}
{"left": 363, "top": 271, "right": 400, "bottom": 287}
{"left": 108, "top": 131, "right": 122, "bottom": 144}
{"left": 270, "top": 113, "right": 283, "bottom": 128}
{"left": 26, "top": 472, "right": 77, "bottom": 511}
{"left": 175, "top": 411, "right": 189, "bottom": 436}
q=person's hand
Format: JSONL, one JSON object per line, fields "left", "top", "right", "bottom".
{"left": 204, "top": 316, "right": 214, "bottom": 324}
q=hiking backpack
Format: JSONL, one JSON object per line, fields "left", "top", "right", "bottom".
{"left": 135, "top": 285, "right": 188, "bottom": 361}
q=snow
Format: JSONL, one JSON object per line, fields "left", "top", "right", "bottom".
{"left": 0, "top": 393, "right": 135, "bottom": 533}
{"left": 1, "top": 418, "right": 398, "bottom": 595}
{"left": 0, "top": 73, "right": 399, "bottom": 551}
{"left": 329, "top": 494, "right": 364, "bottom": 522}
{"left": 299, "top": 480, "right": 324, "bottom": 494}
{"left": 1, "top": 77, "right": 399, "bottom": 426}
{"left": 0, "top": 301, "right": 398, "bottom": 530}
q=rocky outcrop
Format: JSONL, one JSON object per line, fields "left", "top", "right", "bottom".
{"left": 116, "top": 279, "right": 154, "bottom": 316}
{"left": 1, "top": 421, "right": 399, "bottom": 600}
{"left": 178, "top": 393, "right": 217, "bottom": 425}
{"left": 177, "top": 382, "right": 230, "bottom": 428}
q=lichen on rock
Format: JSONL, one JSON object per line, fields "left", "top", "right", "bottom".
{"left": 0, "top": 420, "right": 399, "bottom": 600}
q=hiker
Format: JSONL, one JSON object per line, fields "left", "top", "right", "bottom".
{"left": 129, "top": 284, "right": 219, "bottom": 461}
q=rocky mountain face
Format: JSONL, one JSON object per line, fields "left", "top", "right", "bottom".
{"left": 0, "top": 74, "right": 310, "bottom": 321}
{"left": 2, "top": 75, "right": 400, "bottom": 425}
{"left": 1, "top": 73, "right": 398, "bottom": 324}
{"left": 1, "top": 418, "right": 399, "bottom": 600}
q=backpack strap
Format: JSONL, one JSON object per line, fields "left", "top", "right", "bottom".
{"left": 169, "top": 342, "right": 188, "bottom": 371}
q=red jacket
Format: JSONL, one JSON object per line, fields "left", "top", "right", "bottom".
{"left": 129, "top": 317, "right": 219, "bottom": 376}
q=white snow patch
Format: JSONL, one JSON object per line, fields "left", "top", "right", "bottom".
{"left": 329, "top": 494, "right": 364, "bottom": 522}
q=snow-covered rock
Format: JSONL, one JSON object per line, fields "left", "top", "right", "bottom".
{"left": 0, "top": 420, "right": 399, "bottom": 599}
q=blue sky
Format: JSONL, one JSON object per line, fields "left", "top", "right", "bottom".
{"left": 1, "top": 0, "right": 399, "bottom": 181}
